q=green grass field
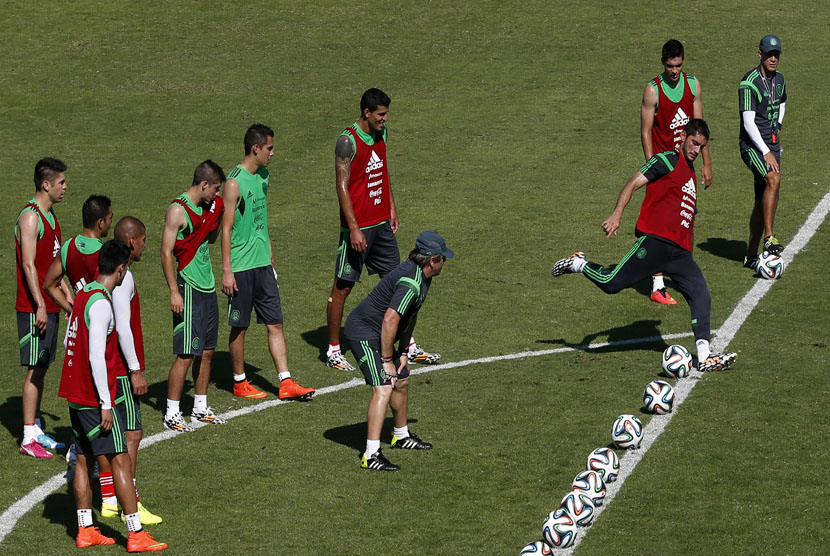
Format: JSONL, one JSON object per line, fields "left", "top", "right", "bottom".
{"left": 1, "top": 1, "right": 829, "bottom": 554}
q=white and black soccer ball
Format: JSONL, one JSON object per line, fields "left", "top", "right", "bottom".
{"left": 542, "top": 509, "right": 577, "bottom": 548}
{"left": 757, "top": 251, "right": 785, "bottom": 280}
{"left": 520, "top": 540, "right": 553, "bottom": 555}
{"left": 661, "top": 344, "right": 693, "bottom": 378}
{"left": 572, "top": 469, "right": 606, "bottom": 506}
{"left": 586, "top": 447, "right": 620, "bottom": 483}
{"left": 643, "top": 379, "right": 675, "bottom": 414}
{"left": 612, "top": 414, "right": 643, "bottom": 449}
{"left": 560, "top": 490, "right": 596, "bottom": 527}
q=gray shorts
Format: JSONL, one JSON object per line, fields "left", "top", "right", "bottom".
{"left": 115, "top": 375, "right": 142, "bottom": 431}
{"left": 227, "top": 265, "right": 283, "bottom": 327}
{"left": 335, "top": 221, "right": 400, "bottom": 282}
{"left": 18, "top": 312, "right": 59, "bottom": 367}
{"left": 741, "top": 147, "right": 781, "bottom": 201}
{"left": 173, "top": 277, "right": 218, "bottom": 356}
{"left": 347, "top": 337, "right": 411, "bottom": 387}
{"left": 69, "top": 404, "right": 127, "bottom": 457}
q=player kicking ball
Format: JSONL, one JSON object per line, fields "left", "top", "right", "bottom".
{"left": 551, "top": 119, "right": 736, "bottom": 372}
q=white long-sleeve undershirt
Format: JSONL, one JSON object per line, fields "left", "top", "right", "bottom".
{"left": 88, "top": 298, "right": 115, "bottom": 409}
{"left": 742, "top": 101, "right": 786, "bottom": 156}
{"left": 113, "top": 269, "right": 140, "bottom": 372}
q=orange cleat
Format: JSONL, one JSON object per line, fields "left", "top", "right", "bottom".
{"left": 233, "top": 379, "right": 267, "bottom": 399}
{"left": 127, "top": 530, "right": 168, "bottom": 552}
{"left": 76, "top": 526, "right": 116, "bottom": 548}
{"left": 278, "top": 378, "right": 315, "bottom": 400}
{"left": 649, "top": 288, "right": 677, "bottom": 305}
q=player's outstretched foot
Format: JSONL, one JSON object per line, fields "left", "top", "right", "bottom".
{"left": 37, "top": 432, "right": 66, "bottom": 451}
{"left": 101, "top": 501, "right": 120, "bottom": 519}
{"left": 361, "top": 449, "right": 400, "bottom": 471}
{"left": 163, "top": 412, "right": 194, "bottom": 432}
{"left": 233, "top": 379, "right": 267, "bottom": 399}
{"left": 279, "top": 378, "right": 315, "bottom": 400}
{"left": 20, "top": 439, "right": 53, "bottom": 459}
{"left": 698, "top": 352, "right": 737, "bottom": 372}
{"left": 763, "top": 234, "right": 784, "bottom": 255}
{"left": 190, "top": 407, "right": 226, "bottom": 425}
{"left": 326, "top": 351, "right": 356, "bottom": 371}
{"left": 744, "top": 256, "right": 760, "bottom": 271}
{"left": 127, "top": 530, "right": 168, "bottom": 552}
{"left": 408, "top": 344, "right": 441, "bottom": 364}
{"left": 649, "top": 288, "right": 678, "bottom": 305}
{"left": 76, "top": 526, "right": 116, "bottom": 548}
{"left": 551, "top": 251, "right": 585, "bottom": 277}
{"left": 390, "top": 432, "right": 433, "bottom": 450}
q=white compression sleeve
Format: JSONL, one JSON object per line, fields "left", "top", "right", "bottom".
{"left": 742, "top": 111, "right": 770, "bottom": 155}
{"left": 778, "top": 102, "right": 786, "bottom": 126}
{"left": 88, "top": 298, "right": 114, "bottom": 409}
{"left": 113, "top": 270, "right": 140, "bottom": 371}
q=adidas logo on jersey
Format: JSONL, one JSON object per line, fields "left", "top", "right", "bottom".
{"left": 365, "top": 150, "right": 384, "bottom": 173}
{"left": 669, "top": 107, "right": 690, "bottom": 130}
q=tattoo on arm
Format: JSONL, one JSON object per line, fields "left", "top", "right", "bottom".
{"left": 335, "top": 135, "right": 354, "bottom": 161}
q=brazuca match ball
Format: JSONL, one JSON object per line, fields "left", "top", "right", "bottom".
{"left": 560, "top": 490, "right": 596, "bottom": 527}
{"left": 661, "top": 344, "right": 693, "bottom": 378}
{"left": 542, "top": 509, "right": 577, "bottom": 548}
{"left": 612, "top": 414, "right": 643, "bottom": 449}
{"left": 643, "top": 379, "right": 675, "bottom": 414}
{"left": 572, "top": 469, "right": 606, "bottom": 506}
{"left": 757, "top": 251, "right": 785, "bottom": 280}
{"left": 587, "top": 447, "right": 620, "bottom": 483}
{"left": 520, "top": 540, "right": 553, "bottom": 554}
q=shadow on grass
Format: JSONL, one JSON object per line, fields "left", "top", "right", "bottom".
{"left": 301, "top": 325, "right": 353, "bottom": 363}
{"left": 0, "top": 396, "right": 72, "bottom": 447}
{"left": 42, "top": 485, "right": 127, "bottom": 548}
{"left": 324, "top": 417, "right": 420, "bottom": 452}
{"left": 537, "top": 319, "right": 671, "bottom": 354}
{"left": 697, "top": 237, "right": 746, "bottom": 262}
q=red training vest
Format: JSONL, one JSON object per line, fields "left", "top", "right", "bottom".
{"left": 635, "top": 155, "right": 697, "bottom": 252}
{"left": 651, "top": 73, "right": 695, "bottom": 155}
{"left": 15, "top": 202, "right": 62, "bottom": 313}
{"left": 340, "top": 125, "right": 391, "bottom": 228}
{"left": 172, "top": 195, "right": 224, "bottom": 271}
{"left": 64, "top": 235, "right": 101, "bottom": 294}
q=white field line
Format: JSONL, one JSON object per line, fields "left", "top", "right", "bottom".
{"left": 561, "top": 189, "right": 830, "bottom": 555}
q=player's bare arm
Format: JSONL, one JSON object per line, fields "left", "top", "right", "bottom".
{"left": 602, "top": 173, "right": 649, "bottom": 238}
{"left": 396, "top": 315, "right": 416, "bottom": 371}
{"left": 43, "top": 257, "right": 73, "bottom": 314}
{"left": 17, "top": 211, "right": 49, "bottom": 332}
{"left": 130, "top": 370, "right": 148, "bottom": 396}
{"left": 335, "top": 134, "right": 366, "bottom": 252}
{"left": 161, "top": 204, "right": 186, "bottom": 315}
{"left": 387, "top": 172, "right": 399, "bottom": 234}
{"left": 380, "top": 308, "right": 402, "bottom": 382}
{"left": 220, "top": 179, "right": 240, "bottom": 295}
{"left": 693, "top": 78, "right": 713, "bottom": 188}
{"left": 640, "top": 84, "right": 658, "bottom": 161}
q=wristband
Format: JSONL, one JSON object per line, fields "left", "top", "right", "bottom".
{"left": 381, "top": 356, "right": 393, "bottom": 363}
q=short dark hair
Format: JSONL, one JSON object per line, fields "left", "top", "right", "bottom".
{"left": 97, "top": 239, "right": 131, "bottom": 275}
{"left": 360, "top": 88, "right": 391, "bottom": 113}
{"left": 192, "top": 159, "right": 226, "bottom": 186}
{"left": 408, "top": 248, "right": 444, "bottom": 268}
{"left": 81, "top": 195, "right": 111, "bottom": 229}
{"left": 34, "top": 158, "right": 67, "bottom": 190}
{"left": 114, "top": 216, "right": 146, "bottom": 243}
{"left": 661, "top": 39, "right": 685, "bottom": 63}
{"left": 244, "top": 124, "right": 274, "bottom": 155}
{"left": 685, "top": 118, "right": 710, "bottom": 140}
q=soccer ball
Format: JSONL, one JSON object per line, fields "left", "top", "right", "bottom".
{"left": 572, "top": 470, "right": 606, "bottom": 506}
{"left": 560, "top": 490, "right": 596, "bottom": 527}
{"left": 612, "top": 414, "right": 643, "bottom": 449}
{"left": 757, "top": 251, "right": 785, "bottom": 279}
{"left": 586, "top": 447, "right": 620, "bottom": 483}
{"left": 542, "top": 509, "right": 577, "bottom": 548}
{"left": 520, "top": 540, "right": 553, "bottom": 554}
{"left": 661, "top": 344, "right": 693, "bottom": 378}
{"left": 643, "top": 379, "right": 675, "bottom": 414}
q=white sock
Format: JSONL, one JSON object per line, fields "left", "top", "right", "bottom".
{"left": 193, "top": 394, "right": 207, "bottom": 412}
{"left": 124, "top": 511, "right": 142, "bottom": 533}
{"left": 365, "top": 439, "right": 381, "bottom": 459}
{"left": 234, "top": 373, "right": 246, "bottom": 383}
{"left": 327, "top": 344, "right": 341, "bottom": 357}
{"left": 572, "top": 258, "right": 586, "bottom": 273}
{"left": 696, "top": 339, "right": 711, "bottom": 363}
{"left": 22, "top": 424, "right": 39, "bottom": 445}
{"left": 278, "top": 371, "right": 291, "bottom": 382}
{"left": 77, "top": 508, "right": 93, "bottom": 528}
{"left": 34, "top": 417, "right": 44, "bottom": 430}
{"left": 165, "top": 399, "right": 180, "bottom": 419}
{"left": 652, "top": 275, "right": 665, "bottom": 291}
{"left": 393, "top": 426, "right": 409, "bottom": 440}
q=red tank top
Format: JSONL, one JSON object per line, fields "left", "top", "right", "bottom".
{"left": 59, "top": 285, "right": 122, "bottom": 406}
{"left": 652, "top": 74, "right": 695, "bottom": 155}
{"left": 15, "top": 202, "right": 62, "bottom": 313}
{"left": 172, "top": 195, "right": 224, "bottom": 271}
{"left": 635, "top": 155, "right": 697, "bottom": 252}
{"left": 129, "top": 280, "right": 145, "bottom": 372}
{"left": 340, "top": 125, "right": 391, "bottom": 228}
{"left": 64, "top": 236, "right": 101, "bottom": 294}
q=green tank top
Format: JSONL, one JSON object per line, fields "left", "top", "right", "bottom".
{"left": 227, "top": 165, "right": 271, "bottom": 272}
{"left": 174, "top": 194, "right": 216, "bottom": 292}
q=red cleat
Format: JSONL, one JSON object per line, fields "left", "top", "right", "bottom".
{"left": 650, "top": 288, "right": 677, "bottom": 305}
{"left": 76, "top": 526, "right": 116, "bottom": 547}
{"left": 127, "top": 530, "right": 168, "bottom": 552}
{"left": 233, "top": 379, "right": 267, "bottom": 399}
{"left": 279, "top": 378, "right": 315, "bottom": 400}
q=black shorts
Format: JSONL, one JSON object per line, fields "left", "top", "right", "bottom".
{"left": 741, "top": 147, "right": 781, "bottom": 201}
{"left": 335, "top": 221, "right": 400, "bottom": 282}
{"left": 173, "top": 277, "right": 218, "bottom": 356}
{"left": 69, "top": 403, "right": 128, "bottom": 457}
{"left": 347, "top": 337, "right": 411, "bottom": 387}
{"left": 115, "top": 375, "right": 142, "bottom": 431}
{"left": 17, "top": 312, "right": 59, "bottom": 367}
{"left": 227, "top": 265, "right": 283, "bottom": 327}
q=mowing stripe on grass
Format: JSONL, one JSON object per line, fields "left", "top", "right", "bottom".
{"left": 560, "top": 188, "right": 830, "bottom": 555}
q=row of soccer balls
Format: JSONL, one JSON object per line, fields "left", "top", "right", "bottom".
{"left": 520, "top": 344, "right": 695, "bottom": 552}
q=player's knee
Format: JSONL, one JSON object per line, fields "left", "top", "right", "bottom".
{"left": 766, "top": 172, "right": 780, "bottom": 189}
{"left": 394, "top": 377, "right": 409, "bottom": 391}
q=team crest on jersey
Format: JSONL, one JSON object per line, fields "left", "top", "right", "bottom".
{"left": 365, "top": 150, "right": 384, "bottom": 173}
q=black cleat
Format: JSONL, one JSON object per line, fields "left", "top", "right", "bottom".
{"left": 390, "top": 432, "right": 433, "bottom": 450}
{"left": 361, "top": 449, "right": 400, "bottom": 471}
{"left": 698, "top": 352, "right": 737, "bottom": 372}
